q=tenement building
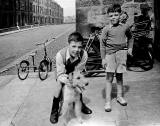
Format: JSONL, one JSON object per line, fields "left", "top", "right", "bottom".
{"left": 32, "top": 0, "right": 63, "bottom": 25}
{"left": 0, "top": 0, "right": 33, "bottom": 29}
{"left": 0, "top": 0, "right": 63, "bottom": 29}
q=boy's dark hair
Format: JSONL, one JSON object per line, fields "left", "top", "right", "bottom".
{"left": 107, "top": 3, "right": 121, "bottom": 14}
{"left": 68, "top": 32, "right": 84, "bottom": 43}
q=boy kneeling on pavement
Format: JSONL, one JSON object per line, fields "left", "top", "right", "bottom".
{"left": 50, "top": 32, "right": 92, "bottom": 124}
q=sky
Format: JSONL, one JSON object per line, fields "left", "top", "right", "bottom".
{"left": 55, "top": 0, "right": 75, "bottom": 17}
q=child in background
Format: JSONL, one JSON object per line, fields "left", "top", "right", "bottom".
{"left": 100, "top": 4, "right": 133, "bottom": 112}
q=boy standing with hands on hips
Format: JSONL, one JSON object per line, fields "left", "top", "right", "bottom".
{"left": 100, "top": 4, "right": 133, "bottom": 112}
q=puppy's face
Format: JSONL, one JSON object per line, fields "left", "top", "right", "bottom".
{"left": 69, "top": 71, "right": 89, "bottom": 90}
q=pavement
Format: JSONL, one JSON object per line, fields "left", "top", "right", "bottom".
{"left": 0, "top": 25, "right": 160, "bottom": 126}
{"left": 0, "top": 60, "right": 160, "bottom": 126}
{"left": 0, "top": 25, "right": 45, "bottom": 37}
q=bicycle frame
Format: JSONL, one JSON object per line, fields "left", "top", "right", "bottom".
{"left": 36, "top": 38, "right": 55, "bottom": 72}
{"left": 44, "top": 44, "right": 47, "bottom": 59}
{"left": 83, "top": 31, "right": 104, "bottom": 76}
{"left": 17, "top": 39, "right": 55, "bottom": 80}
{"left": 25, "top": 51, "right": 38, "bottom": 72}
{"left": 30, "top": 52, "right": 40, "bottom": 72}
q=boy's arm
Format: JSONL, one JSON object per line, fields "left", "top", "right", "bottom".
{"left": 56, "top": 52, "right": 69, "bottom": 83}
{"left": 100, "top": 27, "right": 107, "bottom": 59}
{"left": 100, "top": 27, "right": 109, "bottom": 68}
{"left": 75, "top": 50, "right": 88, "bottom": 72}
{"left": 126, "top": 25, "right": 134, "bottom": 55}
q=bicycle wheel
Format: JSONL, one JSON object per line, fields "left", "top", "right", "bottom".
{"left": 127, "top": 48, "right": 154, "bottom": 72}
{"left": 140, "top": 48, "right": 153, "bottom": 71}
{"left": 17, "top": 60, "right": 29, "bottom": 80}
{"left": 38, "top": 60, "right": 49, "bottom": 80}
{"left": 84, "top": 54, "right": 102, "bottom": 77}
{"left": 46, "top": 57, "right": 52, "bottom": 72}
{"left": 147, "top": 48, "right": 154, "bottom": 65}
{"left": 84, "top": 64, "right": 101, "bottom": 77}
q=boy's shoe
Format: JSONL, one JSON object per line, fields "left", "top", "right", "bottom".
{"left": 50, "top": 97, "right": 59, "bottom": 124}
{"left": 50, "top": 109, "right": 59, "bottom": 124}
{"left": 81, "top": 103, "right": 92, "bottom": 114}
{"left": 104, "top": 102, "right": 112, "bottom": 112}
{"left": 117, "top": 97, "right": 127, "bottom": 106}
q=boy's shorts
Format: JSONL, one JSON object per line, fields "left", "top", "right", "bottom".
{"left": 105, "top": 50, "right": 127, "bottom": 73}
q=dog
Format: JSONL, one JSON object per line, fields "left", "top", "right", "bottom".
{"left": 60, "top": 71, "right": 89, "bottom": 126}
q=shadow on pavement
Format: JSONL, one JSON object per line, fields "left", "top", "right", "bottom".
{"left": 101, "top": 84, "right": 130, "bottom": 100}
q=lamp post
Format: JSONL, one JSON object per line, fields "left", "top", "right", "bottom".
{"left": 38, "top": 0, "right": 40, "bottom": 25}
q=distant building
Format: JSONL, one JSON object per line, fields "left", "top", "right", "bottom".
{"left": 0, "top": 0, "right": 63, "bottom": 29}
{"left": 64, "top": 16, "right": 75, "bottom": 23}
{"left": 32, "top": 0, "right": 63, "bottom": 25}
{"left": 0, "top": 0, "right": 33, "bottom": 29}
{"left": 15, "top": 0, "right": 33, "bottom": 26}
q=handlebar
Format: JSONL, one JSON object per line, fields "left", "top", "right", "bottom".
{"left": 36, "top": 38, "right": 56, "bottom": 46}
{"left": 36, "top": 40, "right": 48, "bottom": 46}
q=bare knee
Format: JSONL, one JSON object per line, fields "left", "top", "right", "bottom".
{"left": 106, "top": 72, "right": 114, "bottom": 83}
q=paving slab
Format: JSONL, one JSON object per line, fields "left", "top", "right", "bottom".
{"left": 0, "top": 74, "right": 39, "bottom": 126}
{"left": 0, "top": 61, "right": 160, "bottom": 126}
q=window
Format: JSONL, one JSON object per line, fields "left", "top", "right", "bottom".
{"left": 134, "top": 0, "right": 146, "bottom": 2}
{"left": 33, "top": 5, "right": 35, "bottom": 12}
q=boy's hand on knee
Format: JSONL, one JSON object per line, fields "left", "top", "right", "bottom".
{"left": 58, "top": 74, "right": 70, "bottom": 84}
{"left": 127, "top": 48, "right": 133, "bottom": 56}
{"left": 102, "top": 59, "right": 107, "bottom": 68}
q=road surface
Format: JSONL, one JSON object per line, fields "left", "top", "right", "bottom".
{"left": 0, "top": 24, "right": 75, "bottom": 70}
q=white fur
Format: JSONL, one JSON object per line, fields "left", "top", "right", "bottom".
{"left": 61, "top": 71, "right": 88, "bottom": 126}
